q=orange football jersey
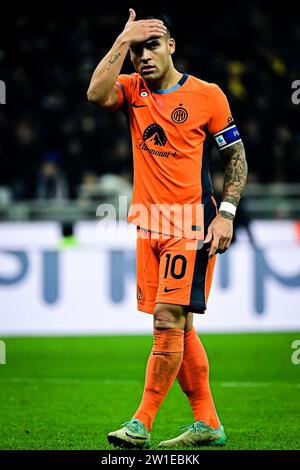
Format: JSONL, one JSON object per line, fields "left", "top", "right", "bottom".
{"left": 113, "top": 72, "right": 233, "bottom": 239}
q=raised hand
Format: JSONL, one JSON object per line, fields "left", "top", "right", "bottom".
{"left": 121, "top": 8, "right": 167, "bottom": 45}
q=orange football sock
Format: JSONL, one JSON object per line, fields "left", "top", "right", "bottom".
{"left": 133, "top": 328, "right": 184, "bottom": 432}
{"left": 177, "top": 327, "right": 220, "bottom": 429}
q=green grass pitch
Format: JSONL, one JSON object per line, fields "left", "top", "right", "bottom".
{"left": 0, "top": 332, "right": 299, "bottom": 450}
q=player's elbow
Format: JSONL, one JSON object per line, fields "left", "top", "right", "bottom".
{"left": 87, "top": 80, "right": 107, "bottom": 104}
{"left": 87, "top": 86, "right": 112, "bottom": 109}
{"left": 87, "top": 86, "right": 100, "bottom": 104}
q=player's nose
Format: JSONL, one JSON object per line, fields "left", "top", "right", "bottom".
{"left": 141, "top": 48, "right": 152, "bottom": 62}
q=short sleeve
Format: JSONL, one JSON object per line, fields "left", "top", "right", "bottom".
{"left": 112, "top": 74, "right": 135, "bottom": 111}
{"left": 207, "top": 84, "right": 233, "bottom": 135}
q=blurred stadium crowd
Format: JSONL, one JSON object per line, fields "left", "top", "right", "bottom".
{"left": 0, "top": 0, "right": 299, "bottom": 203}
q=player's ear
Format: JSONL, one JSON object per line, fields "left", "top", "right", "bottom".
{"left": 168, "top": 38, "right": 176, "bottom": 55}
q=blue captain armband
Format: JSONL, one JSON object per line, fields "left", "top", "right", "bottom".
{"left": 213, "top": 124, "right": 242, "bottom": 150}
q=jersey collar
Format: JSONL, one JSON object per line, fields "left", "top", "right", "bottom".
{"left": 152, "top": 73, "right": 189, "bottom": 94}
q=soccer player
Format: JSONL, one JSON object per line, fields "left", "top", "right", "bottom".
{"left": 87, "top": 8, "right": 247, "bottom": 449}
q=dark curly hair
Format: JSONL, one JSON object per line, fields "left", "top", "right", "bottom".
{"left": 135, "top": 9, "right": 172, "bottom": 36}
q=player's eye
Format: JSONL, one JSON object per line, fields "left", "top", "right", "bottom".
{"left": 148, "top": 41, "right": 160, "bottom": 50}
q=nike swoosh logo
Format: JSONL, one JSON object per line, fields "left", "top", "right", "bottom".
{"left": 132, "top": 102, "right": 147, "bottom": 108}
{"left": 164, "top": 287, "right": 181, "bottom": 293}
{"left": 125, "top": 432, "right": 148, "bottom": 440}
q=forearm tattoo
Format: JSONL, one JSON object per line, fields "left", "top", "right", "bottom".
{"left": 107, "top": 52, "right": 121, "bottom": 70}
{"left": 220, "top": 141, "right": 248, "bottom": 213}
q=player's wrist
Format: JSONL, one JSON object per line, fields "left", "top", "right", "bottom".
{"left": 116, "top": 32, "right": 131, "bottom": 47}
{"left": 219, "top": 201, "right": 236, "bottom": 220}
{"left": 220, "top": 210, "right": 234, "bottom": 221}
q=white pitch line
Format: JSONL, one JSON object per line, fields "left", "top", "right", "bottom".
{"left": 217, "top": 381, "right": 300, "bottom": 389}
{"left": 219, "top": 382, "right": 272, "bottom": 388}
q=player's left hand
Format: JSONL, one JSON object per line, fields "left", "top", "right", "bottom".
{"left": 204, "top": 213, "right": 233, "bottom": 257}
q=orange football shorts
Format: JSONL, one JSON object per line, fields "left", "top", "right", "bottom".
{"left": 136, "top": 226, "right": 217, "bottom": 314}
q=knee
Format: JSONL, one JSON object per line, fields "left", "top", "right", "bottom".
{"left": 154, "top": 303, "right": 185, "bottom": 330}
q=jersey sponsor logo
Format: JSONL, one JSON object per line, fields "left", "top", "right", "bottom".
{"left": 171, "top": 106, "right": 188, "bottom": 123}
{"left": 132, "top": 101, "right": 147, "bottom": 108}
{"left": 136, "top": 123, "right": 179, "bottom": 159}
{"left": 143, "top": 123, "right": 167, "bottom": 146}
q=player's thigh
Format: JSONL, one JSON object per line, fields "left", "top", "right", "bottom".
{"left": 153, "top": 302, "right": 188, "bottom": 329}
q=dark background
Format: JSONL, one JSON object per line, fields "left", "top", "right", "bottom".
{"left": 0, "top": 0, "right": 299, "bottom": 200}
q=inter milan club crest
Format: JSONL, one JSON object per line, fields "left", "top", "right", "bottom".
{"left": 171, "top": 105, "right": 188, "bottom": 123}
